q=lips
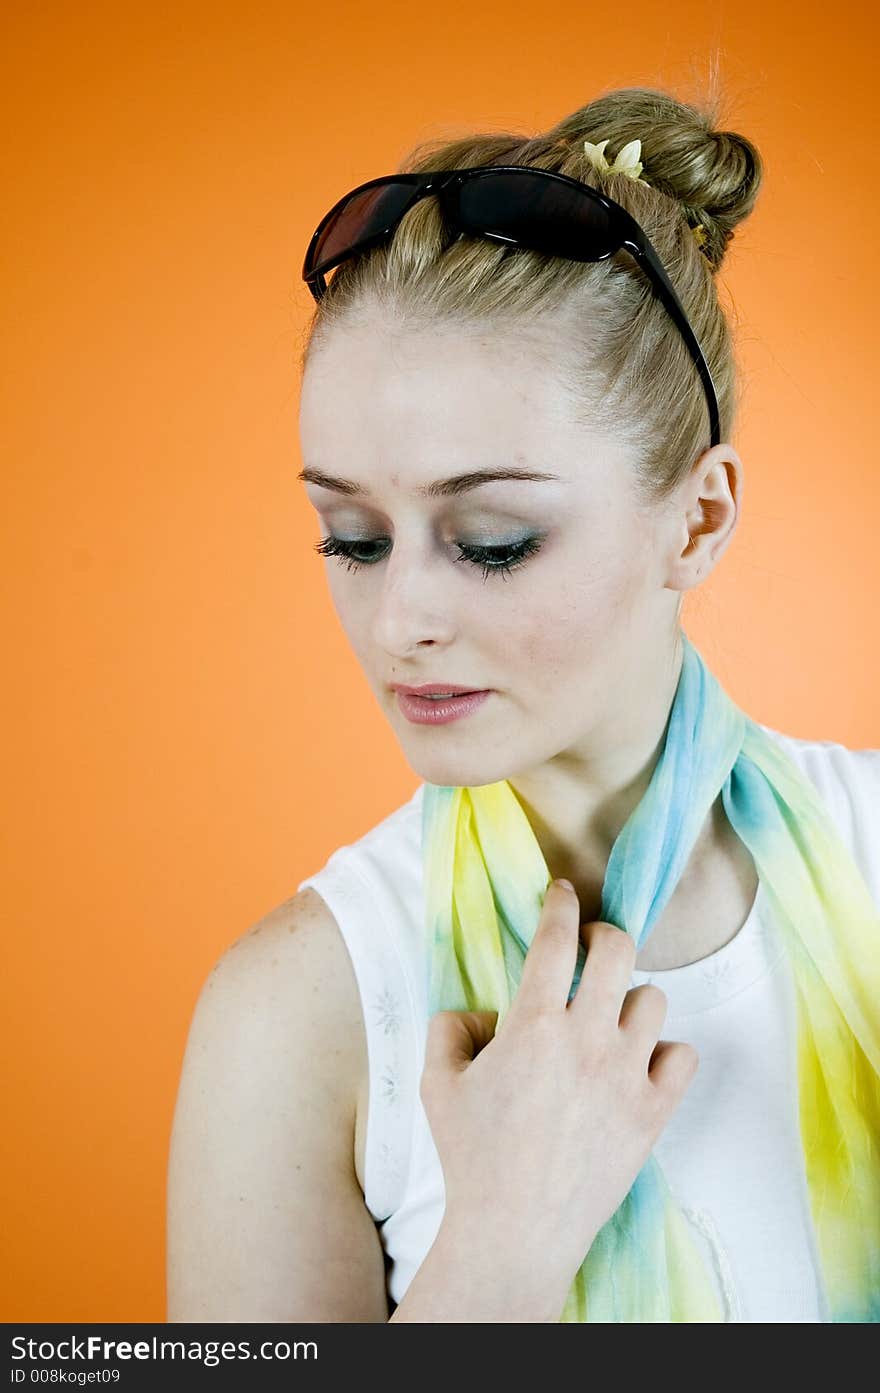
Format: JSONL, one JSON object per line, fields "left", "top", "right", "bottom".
{"left": 394, "top": 688, "right": 492, "bottom": 726}
{"left": 390, "top": 682, "right": 483, "bottom": 696}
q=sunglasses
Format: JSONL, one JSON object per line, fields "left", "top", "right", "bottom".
{"left": 302, "top": 164, "right": 721, "bottom": 449}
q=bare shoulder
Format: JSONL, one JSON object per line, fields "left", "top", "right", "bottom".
{"left": 197, "top": 885, "right": 367, "bottom": 1133}
{"left": 220, "top": 884, "right": 365, "bottom": 1042}
{"left": 166, "top": 886, "right": 385, "bottom": 1322}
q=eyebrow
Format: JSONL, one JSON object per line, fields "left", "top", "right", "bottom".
{"left": 297, "top": 466, "right": 562, "bottom": 499}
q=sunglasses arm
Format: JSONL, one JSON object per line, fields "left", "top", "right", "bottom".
{"left": 622, "top": 235, "right": 721, "bottom": 448}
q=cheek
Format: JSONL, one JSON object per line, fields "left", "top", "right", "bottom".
{"left": 324, "top": 572, "right": 372, "bottom": 653}
{"left": 326, "top": 566, "right": 369, "bottom": 619}
{"left": 512, "top": 555, "right": 636, "bottom": 676}
{"left": 515, "top": 603, "right": 596, "bottom": 678}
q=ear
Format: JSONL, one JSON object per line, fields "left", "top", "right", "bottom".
{"left": 663, "top": 443, "right": 744, "bottom": 592}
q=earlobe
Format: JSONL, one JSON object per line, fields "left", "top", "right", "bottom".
{"left": 662, "top": 446, "right": 742, "bottom": 592}
{"left": 685, "top": 534, "right": 704, "bottom": 573}
{"left": 663, "top": 525, "right": 708, "bottom": 593}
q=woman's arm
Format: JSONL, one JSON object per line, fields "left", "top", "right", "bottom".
{"left": 168, "top": 881, "right": 691, "bottom": 1323}
{"left": 166, "top": 888, "right": 389, "bottom": 1322}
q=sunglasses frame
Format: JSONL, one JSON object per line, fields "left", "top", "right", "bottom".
{"left": 302, "top": 165, "right": 720, "bottom": 449}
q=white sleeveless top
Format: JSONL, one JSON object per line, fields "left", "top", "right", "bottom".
{"left": 296, "top": 724, "right": 880, "bottom": 1322}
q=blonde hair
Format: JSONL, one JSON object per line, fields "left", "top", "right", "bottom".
{"left": 299, "top": 83, "right": 763, "bottom": 505}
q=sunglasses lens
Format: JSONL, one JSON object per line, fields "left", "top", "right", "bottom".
{"left": 458, "top": 171, "right": 617, "bottom": 262}
{"left": 311, "top": 181, "right": 417, "bottom": 276}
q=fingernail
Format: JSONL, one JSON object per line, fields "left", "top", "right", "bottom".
{"left": 555, "top": 878, "right": 574, "bottom": 891}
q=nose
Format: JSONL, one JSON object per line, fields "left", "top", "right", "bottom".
{"left": 369, "top": 536, "right": 457, "bottom": 658}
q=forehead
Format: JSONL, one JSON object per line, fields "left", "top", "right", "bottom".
{"left": 298, "top": 319, "right": 630, "bottom": 496}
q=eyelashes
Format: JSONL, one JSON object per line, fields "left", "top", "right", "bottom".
{"left": 313, "top": 533, "right": 545, "bottom": 582}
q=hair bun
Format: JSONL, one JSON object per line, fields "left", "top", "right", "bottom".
{"left": 549, "top": 84, "right": 763, "bottom": 273}
{"left": 649, "top": 125, "right": 763, "bottom": 273}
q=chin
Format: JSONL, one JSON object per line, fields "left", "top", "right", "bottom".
{"left": 401, "top": 744, "right": 519, "bottom": 790}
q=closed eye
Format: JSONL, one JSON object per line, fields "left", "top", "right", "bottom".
{"left": 313, "top": 534, "right": 545, "bottom": 582}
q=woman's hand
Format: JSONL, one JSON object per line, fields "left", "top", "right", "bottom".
{"left": 419, "top": 879, "right": 698, "bottom": 1299}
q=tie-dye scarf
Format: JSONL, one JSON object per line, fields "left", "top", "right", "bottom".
{"left": 421, "top": 633, "right": 880, "bottom": 1322}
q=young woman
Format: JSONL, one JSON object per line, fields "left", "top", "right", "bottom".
{"left": 166, "top": 86, "right": 880, "bottom": 1323}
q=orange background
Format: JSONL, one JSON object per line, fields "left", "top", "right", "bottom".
{"left": 3, "top": 2, "right": 878, "bottom": 1321}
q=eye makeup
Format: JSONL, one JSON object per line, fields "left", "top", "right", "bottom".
{"left": 313, "top": 532, "right": 546, "bottom": 582}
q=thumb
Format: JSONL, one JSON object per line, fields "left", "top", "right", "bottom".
{"left": 425, "top": 1009, "right": 499, "bottom": 1075}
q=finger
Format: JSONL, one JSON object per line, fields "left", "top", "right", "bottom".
{"left": 568, "top": 919, "right": 638, "bottom": 1028}
{"left": 424, "top": 1009, "right": 499, "bottom": 1076}
{"left": 618, "top": 982, "right": 668, "bottom": 1039}
{"left": 512, "top": 880, "right": 582, "bottom": 1017}
{"left": 618, "top": 983, "right": 668, "bottom": 1069}
{"left": 647, "top": 1038, "right": 699, "bottom": 1098}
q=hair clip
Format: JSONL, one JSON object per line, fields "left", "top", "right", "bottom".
{"left": 583, "top": 136, "right": 712, "bottom": 260}
{"left": 582, "top": 137, "right": 650, "bottom": 184}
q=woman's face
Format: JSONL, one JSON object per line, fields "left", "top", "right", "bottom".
{"left": 298, "top": 316, "right": 687, "bottom": 790}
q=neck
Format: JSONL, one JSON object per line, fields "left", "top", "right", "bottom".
{"left": 507, "top": 634, "right": 696, "bottom": 923}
